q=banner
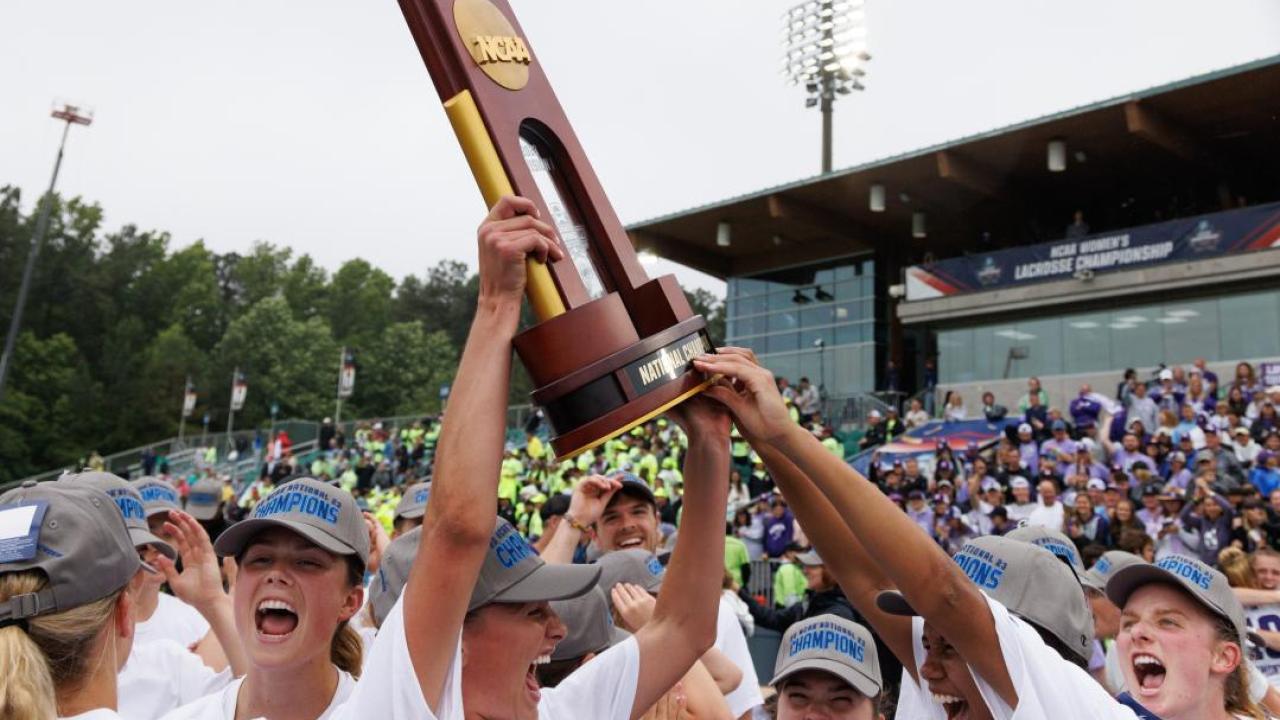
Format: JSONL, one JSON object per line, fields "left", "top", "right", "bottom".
{"left": 906, "top": 201, "right": 1280, "bottom": 300}
{"left": 338, "top": 348, "right": 356, "bottom": 399}
{"left": 230, "top": 370, "right": 248, "bottom": 412}
{"left": 182, "top": 379, "right": 197, "bottom": 418}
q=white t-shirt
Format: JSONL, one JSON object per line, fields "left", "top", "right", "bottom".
{"left": 119, "top": 639, "right": 233, "bottom": 720}
{"left": 715, "top": 594, "right": 765, "bottom": 717}
{"left": 890, "top": 617, "right": 951, "bottom": 720}
{"left": 330, "top": 595, "right": 458, "bottom": 720}
{"left": 61, "top": 711, "right": 123, "bottom": 720}
{"left": 1026, "top": 502, "right": 1065, "bottom": 533}
{"left": 539, "top": 635, "right": 641, "bottom": 718}
{"left": 135, "top": 593, "right": 210, "bottom": 650}
{"left": 160, "top": 667, "right": 356, "bottom": 720}
{"left": 970, "top": 595, "right": 1138, "bottom": 719}
{"left": 1005, "top": 502, "right": 1036, "bottom": 524}
{"left": 1246, "top": 604, "right": 1280, "bottom": 685}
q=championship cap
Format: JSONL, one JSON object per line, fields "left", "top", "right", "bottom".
{"left": 607, "top": 473, "right": 656, "bottom": 509}
{"left": 1080, "top": 550, "right": 1145, "bottom": 593}
{"left": 550, "top": 586, "right": 629, "bottom": 661}
{"left": 394, "top": 482, "right": 431, "bottom": 521}
{"left": 469, "top": 517, "right": 600, "bottom": 611}
{"left": 595, "top": 548, "right": 665, "bottom": 596}
{"left": 214, "top": 477, "right": 370, "bottom": 568}
{"left": 771, "top": 614, "right": 882, "bottom": 698}
{"left": 878, "top": 535, "right": 1094, "bottom": 663}
{"left": 132, "top": 476, "right": 181, "bottom": 518}
{"left": 60, "top": 472, "right": 175, "bottom": 560}
{"left": 369, "top": 525, "right": 420, "bottom": 626}
{"left": 0, "top": 482, "right": 145, "bottom": 628}
{"left": 1106, "top": 553, "right": 1256, "bottom": 648}
{"left": 186, "top": 476, "right": 223, "bottom": 521}
{"left": 1006, "top": 525, "right": 1084, "bottom": 574}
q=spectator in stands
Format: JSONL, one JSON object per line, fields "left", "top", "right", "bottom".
{"left": 1253, "top": 405, "right": 1280, "bottom": 442}
{"left": 1230, "top": 498, "right": 1277, "bottom": 553}
{"left": 883, "top": 360, "right": 900, "bottom": 394}
{"left": 1005, "top": 476, "right": 1036, "bottom": 523}
{"left": 742, "top": 548, "right": 858, "bottom": 632}
{"left": 1065, "top": 209, "right": 1090, "bottom": 238}
{"left": 1041, "top": 420, "right": 1077, "bottom": 463}
{"left": 1023, "top": 392, "right": 1050, "bottom": 440}
{"left": 980, "top": 390, "right": 1007, "bottom": 422}
{"left": 1069, "top": 384, "right": 1103, "bottom": 430}
{"left": 1066, "top": 492, "right": 1109, "bottom": 548}
{"left": 1014, "top": 423, "right": 1040, "bottom": 473}
{"left": 942, "top": 391, "right": 966, "bottom": 421}
{"left": 734, "top": 506, "right": 766, "bottom": 561}
{"left": 1202, "top": 432, "right": 1247, "bottom": 487}
{"left": 1027, "top": 478, "right": 1066, "bottom": 532}
{"left": 1251, "top": 452, "right": 1280, "bottom": 500}
{"left": 1152, "top": 367, "right": 1186, "bottom": 414}
{"left": 882, "top": 407, "right": 905, "bottom": 439}
{"left": 1116, "top": 528, "right": 1156, "bottom": 562}
{"left": 1232, "top": 426, "right": 1262, "bottom": 468}
{"left": 1135, "top": 486, "right": 1167, "bottom": 537}
{"left": 1017, "top": 376, "right": 1049, "bottom": 413}
{"left": 1107, "top": 498, "right": 1142, "bottom": 548}
{"left": 904, "top": 398, "right": 929, "bottom": 430}
{"left": 1192, "top": 357, "right": 1219, "bottom": 394}
{"left": 763, "top": 497, "right": 795, "bottom": 559}
{"left": 794, "top": 377, "right": 821, "bottom": 425}
{"left": 1180, "top": 477, "right": 1235, "bottom": 565}
{"left": 900, "top": 457, "right": 928, "bottom": 495}
{"left": 904, "top": 491, "right": 933, "bottom": 536}
{"left": 1126, "top": 380, "right": 1159, "bottom": 435}
{"left": 857, "top": 410, "right": 885, "bottom": 451}
{"left": 1186, "top": 371, "right": 1216, "bottom": 417}
{"left": 1231, "top": 361, "right": 1264, "bottom": 404}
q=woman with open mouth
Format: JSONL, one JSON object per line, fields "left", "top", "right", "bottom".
{"left": 161, "top": 476, "right": 370, "bottom": 720}
{"left": 1107, "top": 553, "right": 1268, "bottom": 720}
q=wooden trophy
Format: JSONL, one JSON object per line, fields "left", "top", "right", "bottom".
{"left": 398, "top": 0, "right": 715, "bottom": 458}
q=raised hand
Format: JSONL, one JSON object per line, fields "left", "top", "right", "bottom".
{"left": 693, "top": 347, "right": 794, "bottom": 443}
{"left": 639, "top": 685, "right": 688, "bottom": 720}
{"left": 664, "top": 394, "right": 732, "bottom": 443}
{"left": 567, "top": 475, "right": 622, "bottom": 526}
{"left": 154, "top": 510, "right": 229, "bottom": 614}
{"left": 476, "top": 195, "right": 564, "bottom": 304}
{"left": 611, "top": 582, "right": 657, "bottom": 633}
{"left": 364, "top": 511, "right": 392, "bottom": 575}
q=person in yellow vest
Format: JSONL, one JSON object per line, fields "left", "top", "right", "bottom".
{"left": 525, "top": 432, "right": 545, "bottom": 461}
{"left": 658, "top": 456, "right": 684, "bottom": 496}
{"left": 637, "top": 448, "right": 659, "bottom": 486}
{"left": 498, "top": 448, "right": 523, "bottom": 502}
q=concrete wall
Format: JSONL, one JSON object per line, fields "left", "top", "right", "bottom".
{"left": 934, "top": 356, "right": 1280, "bottom": 418}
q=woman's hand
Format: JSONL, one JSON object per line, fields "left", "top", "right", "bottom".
{"left": 612, "top": 582, "right": 657, "bottom": 632}
{"left": 364, "top": 511, "right": 392, "bottom": 575}
{"left": 476, "top": 196, "right": 563, "bottom": 306}
{"left": 693, "top": 347, "right": 794, "bottom": 444}
{"left": 154, "top": 511, "right": 230, "bottom": 615}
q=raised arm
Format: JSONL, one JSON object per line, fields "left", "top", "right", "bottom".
{"left": 540, "top": 475, "right": 621, "bottom": 564}
{"left": 695, "top": 350, "right": 1017, "bottom": 707}
{"left": 404, "top": 196, "right": 563, "bottom": 710}
{"left": 631, "top": 398, "right": 731, "bottom": 720}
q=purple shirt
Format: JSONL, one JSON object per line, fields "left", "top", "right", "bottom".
{"left": 1040, "top": 438, "right": 1079, "bottom": 461}
{"left": 1019, "top": 442, "right": 1040, "bottom": 474}
{"left": 1069, "top": 396, "right": 1102, "bottom": 428}
{"left": 762, "top": 510, "right": 795, "bottom": 558}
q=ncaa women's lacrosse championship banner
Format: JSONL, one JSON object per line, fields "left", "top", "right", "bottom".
{"left": 906, "top": 201, "right": 1280, "bottom": 301}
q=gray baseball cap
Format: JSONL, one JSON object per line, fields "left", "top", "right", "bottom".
{"left": 550, "top": 586, "right": 629, "bottom": 661}
{"left": 394, "top": 482, "right": 431, "bottom": 521}
{"left": 1106, "top": 553, "right": 1253, "bottom": 648}
{"left": 469, "top": 518, "right": 600, "bottom": 611}
{"left": 214, "top": 477, "right": 371, "bottom": 568}
{"left": 771, "top": 614, "right": 882, "bottom": 698}
{"left": 60, "top": 472, "right": 176, "bottom": 560}
{"left": 1081, "top": 550, "right": 1145, "bottom": 592}
{"left": 369, "top": 525, "right": 420, "bottom": 627}
{"left": 186, "top": 476, "right": 223, "bottom": 521}
{"left": 595, "top": 549, "right": 665, "bottom": 597}
{"left": 0, "top": 482, "right": 145, "bottom": 627}
{"left": 132, "top": 476, "right": 181, "bottom": 518}
{"left": 607, "top": 473, "right": 656, "bottom": 510}
{"left": 877, "top": 535, "right": 1094, "bottom": 664}
{"left": 1006, "top": 525, "right": 1084, "bottom": 574}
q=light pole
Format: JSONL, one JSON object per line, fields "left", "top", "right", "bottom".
{"left": 0, "top": 103, "right": 93, "bottom": 404}
{"left": 813, "top": 337, "right": 826, "bottom": 398}
{"left": 780, "top": 0, "right": 870, "bottom": 173}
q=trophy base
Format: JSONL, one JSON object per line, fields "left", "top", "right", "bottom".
{"left": 516, "top": 314, "right": 713, "bottom": 459}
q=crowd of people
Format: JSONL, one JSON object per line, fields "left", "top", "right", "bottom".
{"left": 0, "top": 196, "right": 1273, "bottom": 719}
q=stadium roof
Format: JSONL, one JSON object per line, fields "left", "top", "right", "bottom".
{"left": 627, "top": 53, "right": 1280, "bottom": 280}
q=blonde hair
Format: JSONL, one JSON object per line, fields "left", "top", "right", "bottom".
{"left": 1219, "top": 547, "right": 1259, "bottom": 589}
{"left": 0, "top": 571, "right": 121, "bottom": 720}
{"left": 331, "top": 621, "right": 363, "bottom": 678}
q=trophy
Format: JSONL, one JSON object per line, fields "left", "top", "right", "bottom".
{"left": 398, "top": 0, "right": 715, "bottom": 458}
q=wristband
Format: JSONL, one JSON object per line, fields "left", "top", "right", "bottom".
{"left": 566, "top": 514, "right": 591, "bottom": 534}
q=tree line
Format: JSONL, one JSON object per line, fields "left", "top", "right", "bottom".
{"left": 0, "top": 185, "right": 723, "bottom": 482}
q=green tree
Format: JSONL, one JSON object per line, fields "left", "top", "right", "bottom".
{"left": 685, "top": 287, "right": 726, "bottom": 343}
{"left": 282, "top": 254, "right": 329, "bottom": 321}
{"left": 214, "top": 297, "right": 339, "bottom": 427}
{"left": 349, "top": 322, "right": 458, "bottom": 417}
{"left": 328, "top": 259, "right": 395, "bottom": 347}
{"left": 0, "top": 332, "right": 95, "bottom": 483}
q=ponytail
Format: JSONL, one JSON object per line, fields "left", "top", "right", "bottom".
{"left": 330, "top": 621, "right": 363, "bottom": 678}
{"left": 0, "top": 571, "right": 120, "bottom": 720}
{"left": 331, "top": 556, "right": 365, "bottom": 678}
{"left": 1217, "top": 617, "right": 1265, "bottom": 720}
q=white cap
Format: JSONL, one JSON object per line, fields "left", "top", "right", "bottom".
{"left": 868, "top": 410, "right": 882, "bottom": 419}
{"left": 1158, "top": 369, "right": 1173, "bottom": 381}
{"left": 1017, "top": 423, "right": 1033, "bottom": 435}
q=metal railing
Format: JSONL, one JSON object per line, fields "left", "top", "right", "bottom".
{"left": 820, "top": 392, "right": 895, "bottom": 431}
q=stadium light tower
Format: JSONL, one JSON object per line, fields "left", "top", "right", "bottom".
{"left": 0, "top": 102, "right": 93, "bottom": 405}
{"left": 780, "top": 0, "right": 870, "bottom": 174}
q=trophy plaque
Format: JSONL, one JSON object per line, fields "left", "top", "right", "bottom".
{"left": 398, "top": 0, "right": 715, "bottom": 458}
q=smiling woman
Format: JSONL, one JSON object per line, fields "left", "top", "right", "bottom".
{"left": 160, "top": 477, "right": 371, "bottom": 720}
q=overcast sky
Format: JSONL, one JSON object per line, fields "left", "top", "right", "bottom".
{"left": 3, "top": 1, "right": 1278, "bottom": 295}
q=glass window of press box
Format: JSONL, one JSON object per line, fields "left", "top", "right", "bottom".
{"left": 936, "top": 288, "right": 1280, "bottom": 384}
{"left": 725, "top": 257, "right": 876, "bottom": 395}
